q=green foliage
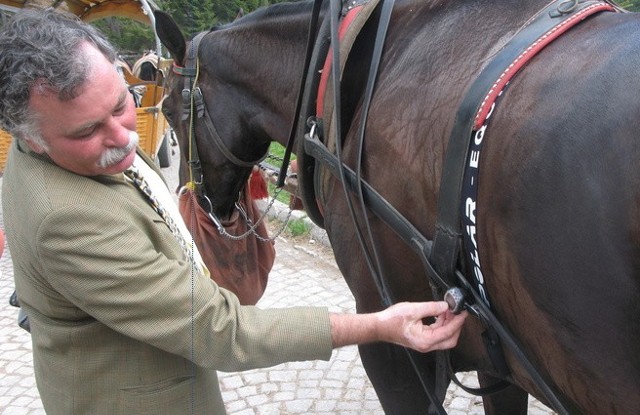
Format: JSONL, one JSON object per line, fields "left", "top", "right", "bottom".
{"left": 155, "top": 0, "right": 272, "bottom": 39}
{"left": 268, "top": 141, "right": 293, "bottom": 161}
{"left": 286, "top": 218, "right": 311, "bottom": 237}
{"left": 266, "top": 142, "right": 296, "bottom": 205}
{"left": 618, "top": 0, "right": 640, "bottom": 11}
{"left": 88, "top": 0, "right": 279, "bottom": 56}
{"left": 157, "top": 0, "right": 215, "bottom": 37}
{"left": 93, "top": 17, "right": 156, "bottom": 58}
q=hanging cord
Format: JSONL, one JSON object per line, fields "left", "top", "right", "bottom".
{"left": 187, "top": 51, "right": 201, "bottom": 186}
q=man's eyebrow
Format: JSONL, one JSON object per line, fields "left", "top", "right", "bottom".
{"left": 67, "top": 88, "right": 129, "bottom": 137}
{"left": 115, "top": 88, "right": 128, "bottom": 109}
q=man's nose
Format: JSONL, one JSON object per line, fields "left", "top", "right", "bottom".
{"left": 104, "top": 121, "right": 133, "bottom": 147}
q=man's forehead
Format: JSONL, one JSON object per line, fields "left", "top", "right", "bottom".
{"left": 31, "top": 79, "right": 69, "bottom": 99}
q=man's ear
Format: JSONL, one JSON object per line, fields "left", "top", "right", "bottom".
{"left": 20, "top": 135, "right": 47, "bottom": 154}
{"left": 26, "top": 142, "right": 46, "bottom": 154}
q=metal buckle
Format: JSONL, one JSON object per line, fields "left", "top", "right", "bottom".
{"left": 181, "top": 88, "right": 192, "bottom": 120}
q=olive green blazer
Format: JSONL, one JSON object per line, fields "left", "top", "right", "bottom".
{"left": 2, "top": 140, "right": 332, "bottom": 414}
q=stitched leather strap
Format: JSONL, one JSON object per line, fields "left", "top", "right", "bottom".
{"left": 430, "top": 0, "right": 614, "bottom": 291}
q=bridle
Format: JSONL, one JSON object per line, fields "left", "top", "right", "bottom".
{"left": 172, "top": 31, "right": 274, "bottom": 237}
{"left": 175, "top": 32, "right": 268, "bottom": 172}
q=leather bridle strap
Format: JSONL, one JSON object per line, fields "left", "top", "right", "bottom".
{"left": 200, "top": 101, "right": 268, "bottom": 168}
{"left": 175, "top": 32, "right": 208, "bottom": 188}
{"left": 174, "top": 32, "right": 268, "bottom": 194}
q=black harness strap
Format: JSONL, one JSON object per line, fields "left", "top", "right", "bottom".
{"left": 294, "top": 11, "right": 333, "bottom": 228}
{"left": 276, "top": 0, "right": 325, "bottom": 188}
{"left": 431, "top": 0, "right": 614, "bottom": 293}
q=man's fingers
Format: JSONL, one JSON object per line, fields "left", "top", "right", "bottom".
{"left": 379, "top": 301, "right": 469, "bottom": 353}
{"left": 428, "top": 312, "right": 467, "bottom": 345}
{"left": 415, "top": 301, "right": 450, "bottom": 317}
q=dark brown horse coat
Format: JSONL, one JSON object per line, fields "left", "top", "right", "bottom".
{"left": 155, "top": 1, "right": 640, "bottom": 413}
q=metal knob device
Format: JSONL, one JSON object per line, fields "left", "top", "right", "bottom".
{"left": 444, "top": 287, "right": 465, "bottom": 314}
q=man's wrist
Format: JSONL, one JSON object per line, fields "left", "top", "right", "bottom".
{"left": 329, "top": 312, "right": 382, "bottom": 348}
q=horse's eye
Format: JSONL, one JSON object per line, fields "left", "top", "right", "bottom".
{"left": 161, "top": 105, "right": 172, "bottom": 119}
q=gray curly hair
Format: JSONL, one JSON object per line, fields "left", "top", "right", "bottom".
{"left": 0, "top": 8, "right": 118, "bottom": 144}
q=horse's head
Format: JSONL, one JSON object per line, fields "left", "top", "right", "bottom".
{"left": 154, "top": 11, "right": 272, "bottom": 220}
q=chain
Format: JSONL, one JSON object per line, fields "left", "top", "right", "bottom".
{"left": 208, "top": 178, "right": 295, "bottom": 242}
{"left": 265, "top": 153, "right": 285, "bottom": 164}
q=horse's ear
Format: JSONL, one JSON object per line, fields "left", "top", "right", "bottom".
{"left": 154, "top": 10, "right": 186, "bottom": 66}
{"left": 234, "top": 8, "right": 244, "bottom": 21}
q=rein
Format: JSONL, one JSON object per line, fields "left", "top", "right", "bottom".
{"left": 299, "top": 0, "right": 453, "bottom": 413}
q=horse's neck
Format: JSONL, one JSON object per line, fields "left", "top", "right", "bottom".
{"left": 208, "top": 0, "right": 553, "bottom": 148}
{"left": 214, "top": 2, "right": 313, "bottom": 146}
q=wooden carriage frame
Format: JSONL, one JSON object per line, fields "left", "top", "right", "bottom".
{"left": 0, "top": 0, "right": 173, "bottom": 173}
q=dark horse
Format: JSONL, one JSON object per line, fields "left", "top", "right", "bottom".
{"left": 154, "top": 1, "right": 640, "bottom": 413}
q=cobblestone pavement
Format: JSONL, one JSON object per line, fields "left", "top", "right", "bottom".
{"left": 0, "top": 148, "right": 556, "bottom": 414}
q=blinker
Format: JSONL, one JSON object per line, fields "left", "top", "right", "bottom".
{"left": 181, "top": 88, "right": 191, "bottom": 120}
{"left": 193, "top": 87, "right": 205, "bottom": 118}
{"left": 181, "top": 87, "right": 206, "bottom": 121}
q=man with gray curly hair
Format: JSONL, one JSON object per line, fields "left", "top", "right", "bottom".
{"left": 0, "top": 8, "right": 117, "bottom": 150}
{"left": 0, "top": 8, "right": 466, "bottom": 415}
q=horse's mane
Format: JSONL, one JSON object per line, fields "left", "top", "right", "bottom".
{"left": 212, "top": 0, "right": 313, "bottom": 30}
{"left": 208, "top": 0, "right": 444, "bottom": 33}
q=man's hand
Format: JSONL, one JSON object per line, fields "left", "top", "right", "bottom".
{"left": 376, "top": 301, "right": 467, "bottom": 352}
{"left": 329, "top": 301, "right": 468, "bottom": 352}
